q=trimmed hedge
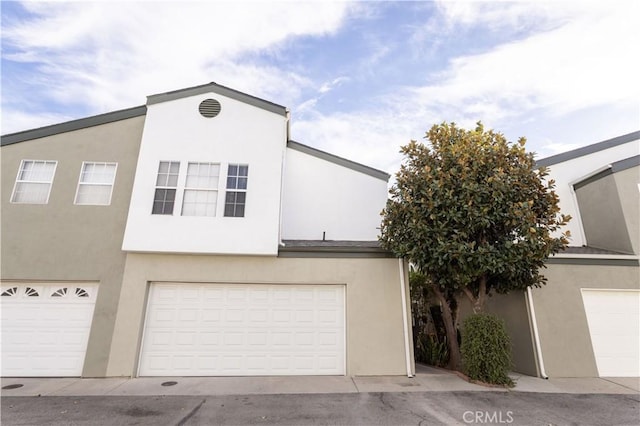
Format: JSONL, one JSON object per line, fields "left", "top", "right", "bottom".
{"left": 461, "top": 313, "right": 514, "bottom": 386}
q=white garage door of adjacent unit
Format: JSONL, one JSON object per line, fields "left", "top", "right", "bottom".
{"left": 1, "top": 283, "right": 98, "bottom": 377}
{"left": 581, "top": 289, "right": 640, "bottom": 377}
{"left": 139, "top": 283, "right": 345, "bottom": 376}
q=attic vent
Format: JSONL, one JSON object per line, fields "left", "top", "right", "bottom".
{"left": 199, "top": 98, "right": 221, "bottom": 118}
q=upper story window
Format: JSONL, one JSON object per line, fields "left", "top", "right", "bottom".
{"left": 75, "top": 162, "right": 117, "bottom": 205}
{"left": 182, "top": 162, "right": 220, "bottom": 217}
{"left": 150, "top": 161, "right": 249, "bottom": 218}
{"left": 224, "top": 164, "right": 248, "bottom": 217}
{"left": 11, "top": 160, "right": 57, "bottom": 204}
{"left": 152, "top": 161, "right": 180, "bottom": 215}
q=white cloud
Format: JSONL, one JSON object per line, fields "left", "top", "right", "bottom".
{"left": 319, "top": 77, "right": 350, "bottom": 94}
{"left": 403, "top": 1, "right": 640, "bottom": 148}
{"left": 294, "top": 0, "right": 639, "bottom": 175}
{"left": 2, "top": 1, "right": 353, "bottom": 132}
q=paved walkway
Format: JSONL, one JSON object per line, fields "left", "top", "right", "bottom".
{"left": 2, "top": 364, "right": 638, "bottom": 397}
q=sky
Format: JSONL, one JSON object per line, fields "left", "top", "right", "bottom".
{"left": 2, "top": 0, "right": 639, "bottom": 174}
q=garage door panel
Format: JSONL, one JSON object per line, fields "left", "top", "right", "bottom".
{"left": 1, "top": 283, "right": 98, "bottom": 377}
{"left": 582, "top": 289, "right": 640, "bottom": 377}
{"left": 139, "top": 283, "right": 345, "bottom": 376}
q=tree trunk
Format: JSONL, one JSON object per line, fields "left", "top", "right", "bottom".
{"left": 433, "top": 286, "right": 461, "bottom": 371}
{"left": 474, "top": 274, "right": 487, "bottom": 313}
{"left": 462, "top": 275, "right": 488, "bottom": 314}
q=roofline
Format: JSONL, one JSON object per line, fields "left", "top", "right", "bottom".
{"left": 1, "top": 105, "right": 147, "bottom": 146}
{"left": 278, "top": 240, "right": 394, "bottom": 258}
{"left": 287, "top": 140, "right": 391, "bottom": 181}
{"left": 536, "top": 130, "right": 640, "bottom": 168}
{"left": 546, "top": 256, "right": 639, "bottom": 266}
{"left": 146, "top": 82, "right": 288, "bottom": 117}
{"left": 572, "top": 155, "right": 639, "bottom": 190}
{"left": 611, "top": 155, "right": 640, "bottom": 173}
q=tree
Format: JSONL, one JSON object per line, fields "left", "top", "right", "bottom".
{"left": 379, "top": 122, "right": 570, "bottom": 370}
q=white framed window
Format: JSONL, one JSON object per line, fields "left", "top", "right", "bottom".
{"left": 74, "top": 162, "right": 117, "bottom": 205}
{"left": 224, "top": 164, "right": 248, "bottom": 217}
{"left": 152, "top": 161, "right": 180, "bottom": 215}
{"left": 182, "top": 162, "right": 220, "bottom": 217}
{"left": 11, "top": 160, "right": 57, "bottom": 204}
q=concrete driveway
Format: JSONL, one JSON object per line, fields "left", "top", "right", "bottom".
{"left": 2, "top": 365, "right": 638, "bottom": 425}
{"left": 1, "top": 364, "right": 638, "bottom": 397}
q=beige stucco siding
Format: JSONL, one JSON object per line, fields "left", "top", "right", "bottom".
{"left": 575, "top": 173, "right": 634, "bottom": 254}
{"left": 530, "top": 262, "right": 640, "bottom": 377}
{"left": 614, "top": 166, "right": 640, "bottom": 255}
{"left": 106, "top": 254, "right": 413, "bottom": 377}
{"left": 458, "top": 291, "right": 538, "bottom": 377}
{"left": 1, "top": 116, "right": 145, "bottom": 376}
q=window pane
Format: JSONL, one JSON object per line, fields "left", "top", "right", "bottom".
{"left": 156, "top": 161, "right": 179, "bottom": 187}
{"left": 237, "top": 177, "right": 248, "bottom": 190}
{"left": 80, "top": 163, "right": 116, "bottom": 184}
{"left": 224, "top": 191, "right": 246, "bottom": 217}
{"left": 238, "top": 165, "right": 249, "bottom": 177}
{"left": 228, "top": 164, "right": 238, "bottom": 176}
{"left": 186, "top": 162, "right": 219, "bottom": 189}
{"left": 182, "top": 189, "right": 217, "bottom": 216}
{"left": 18, "top": 160, "right": 56, "bottom": 182}
{"left": 226, "top": 176, "right": 237, "bottom": 189}
{"left": 167, "top": 174, "right": 178, "bottom": 187}
{"left": 152, "top": 188, "right": 175, "bottom": 214}
{"left": 12, "top": 182, "right": 50, "bottom": 204}
{"left": 76, "top": 184, "right": 112, "bottom": 205}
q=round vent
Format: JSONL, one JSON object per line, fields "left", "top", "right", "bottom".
{"left": 199, "top": 98, "right": 221, "bottom": 118}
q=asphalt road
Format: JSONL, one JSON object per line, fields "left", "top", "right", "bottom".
{"left": 2, "top": 391, "right": 639, "bottom": 426}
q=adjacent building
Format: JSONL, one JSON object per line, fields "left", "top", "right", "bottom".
{"left": 468, "top": 131, "right": 640, "bottom": 378}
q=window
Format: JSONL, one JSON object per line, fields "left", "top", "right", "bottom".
{"left": 224, "top": 164, "right": 248, "bottom": 217}
{"left": 152, "top": 161, "right": 180, "bottom": 215}
{"left": 75, "top": 162, "right": 117, "bottom": 205}
{"left": 182, "top": 162, "right": 220, "bottom": 216}
{"left": 11, "top": 160, "right": 57, "bottom": 204}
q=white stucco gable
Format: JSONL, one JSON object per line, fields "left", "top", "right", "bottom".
{"left": 122, "top": 83, "right": 288, "bottom": 255}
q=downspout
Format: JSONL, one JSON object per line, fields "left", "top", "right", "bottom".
{"left": 398, "top": 258, "right": 414, "bottom": 378}
{"left": 526, "top": 286, "right": 548, "bottom": 379}
{"left": 278, "top": 109, "right": 291, "bottom": 247}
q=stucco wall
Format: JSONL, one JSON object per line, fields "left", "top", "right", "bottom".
{"left": 106, "top": 254, "right": 413, "bottom": 377}
{"left": 1, "top": 116, "right": 144, "bottom": 376}
{"left": 614, "top": 166, "right": 640, "bottom": 254}
{"left": 1, "top": 117, "right": 144, "bottom": 377}
{"left": 122, "top": 93, "right": 287, "bottom": 255}
{"left": 458, "top": 291, "right": 538, "bottom": 377}
{"left": 281, "top": 148, "right": 388, "bottom": 241}
{"left": 575, "top": 173, "right": 634, "bottom": 253}
{"left": 531, "top": 261, "right": 640, "bottom": 377}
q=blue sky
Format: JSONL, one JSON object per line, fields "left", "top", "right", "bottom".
{"left": 2, "top": 1, "right": 639, "bottom": 173}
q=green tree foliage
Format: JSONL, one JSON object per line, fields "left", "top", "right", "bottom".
{"left": 461, "top": 314, "right": 514, "bottom": 386}
{"left": 380, "top": 122, "right": 570, "bottom": 369}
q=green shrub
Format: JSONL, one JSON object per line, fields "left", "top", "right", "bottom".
{"left": 461, "top": 313, "right": 514, "bottom": 386}
{"left": 416, "top": 334, "right": 449, "bottom": 367}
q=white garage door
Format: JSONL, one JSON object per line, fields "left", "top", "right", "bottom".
{"left": 1, "top": 283, "right": 98, "bottom": 377}
{"left": 581, "top": 289, "right": 640, "bottom": 377}
{"left": 139, "top": 283, "right": 345, "bottom": 376}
